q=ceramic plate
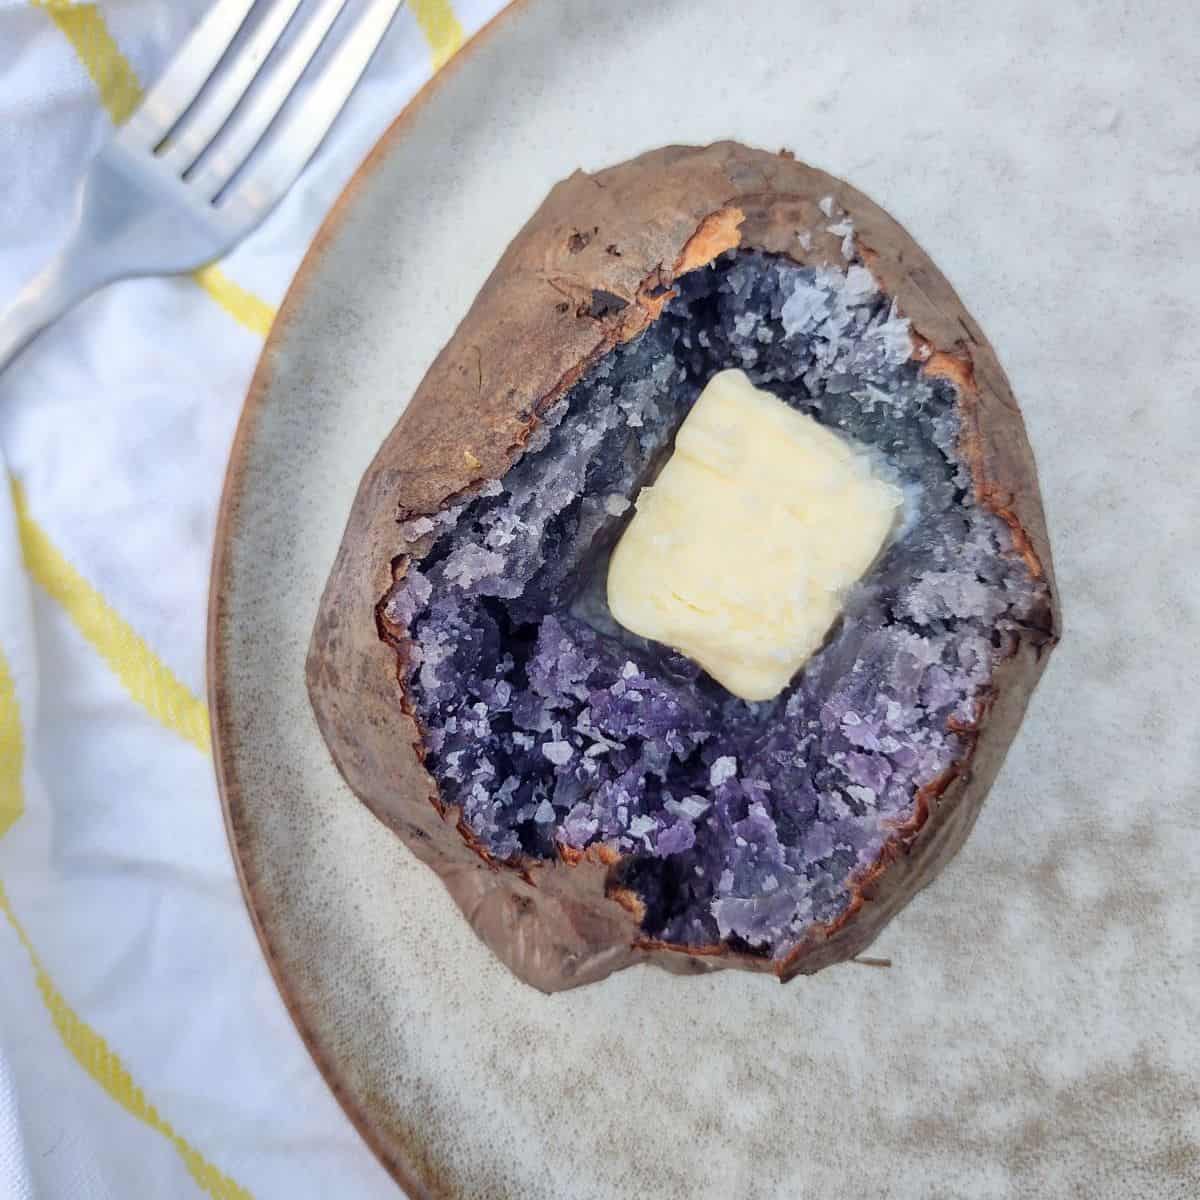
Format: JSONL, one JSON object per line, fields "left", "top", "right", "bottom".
{"left": 209, "top": 2, "right": 1199, "bottom": 1196}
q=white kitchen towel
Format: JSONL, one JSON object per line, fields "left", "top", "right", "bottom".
{"left": 0, "top": 1054, "right": 34, "bottom": 1200}
{"left": 0, "top": 2, "right": 507, "bottom": 1196}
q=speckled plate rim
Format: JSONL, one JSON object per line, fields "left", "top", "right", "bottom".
{"left": 207, "top": 7, "right": 524, "bottom": 1196}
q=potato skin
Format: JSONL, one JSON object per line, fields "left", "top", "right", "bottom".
{"left": 306, "top": 142, "right": 1059, "bottom": 992}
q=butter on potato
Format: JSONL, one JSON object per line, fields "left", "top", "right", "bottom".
{"left": 607, "top": 368, "right": 902, "bottom": 701}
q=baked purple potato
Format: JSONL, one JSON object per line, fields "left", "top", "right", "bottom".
{"left": 307, "top": 142, "right": 1059, "bottom": 992}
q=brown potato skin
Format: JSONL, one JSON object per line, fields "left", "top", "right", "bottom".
{"left": 306, "top": 142, "right": 1060, "bottom": 992}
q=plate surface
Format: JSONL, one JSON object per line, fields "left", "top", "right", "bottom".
{"left": 210, "top": 2, "right": 1200, "bottom": 1196}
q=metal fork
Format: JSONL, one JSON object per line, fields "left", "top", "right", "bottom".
{"left": 0, "top": 0, "right": 403, "bottom": 371}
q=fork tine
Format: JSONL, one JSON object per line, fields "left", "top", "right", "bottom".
{"left": 220, "top": 0, "right": 403, "bottom": 221}
{"left": 188, "top": 0, "right": 350, "bottom": 201}
{"left": 122, "top": 0, "right": 259, "bottom": 148}
{"left": 157, "top": 0, "right": 306, "bottom": 175}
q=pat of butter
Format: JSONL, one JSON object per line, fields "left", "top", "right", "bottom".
{"left": 607, "top": 369, "right": 902, "bottom": 702}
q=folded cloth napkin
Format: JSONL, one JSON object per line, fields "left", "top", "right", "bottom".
{"left": 0, "top": 2, "right": 506, "bottom": 1195}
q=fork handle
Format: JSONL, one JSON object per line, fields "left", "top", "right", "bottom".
{"left": 0, "top": 249, "right": 115, "bottom": 374}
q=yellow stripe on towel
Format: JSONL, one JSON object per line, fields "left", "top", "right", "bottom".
{"left": 0, "top": 646, "right": 248, "bottom": 1195}
{"left": 32, "top": 0, "right": 277, "bottom": 337}
{"left": 0, "top": 882, "right": 254, "bottom": 1199}
{"left": 0, "top": 648, "right": 24, "bottom": 838}
{"left": 409, "top": 0, "right": 465, "bottom": 69}
{"left": 191, "top": 263, "right": 276, "bottom": 338}
{"left": 35, "top": 0, "right": 143, "bottom": 124}
{"left": 9, "top": 477, "right": 212, "bottom": 755}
